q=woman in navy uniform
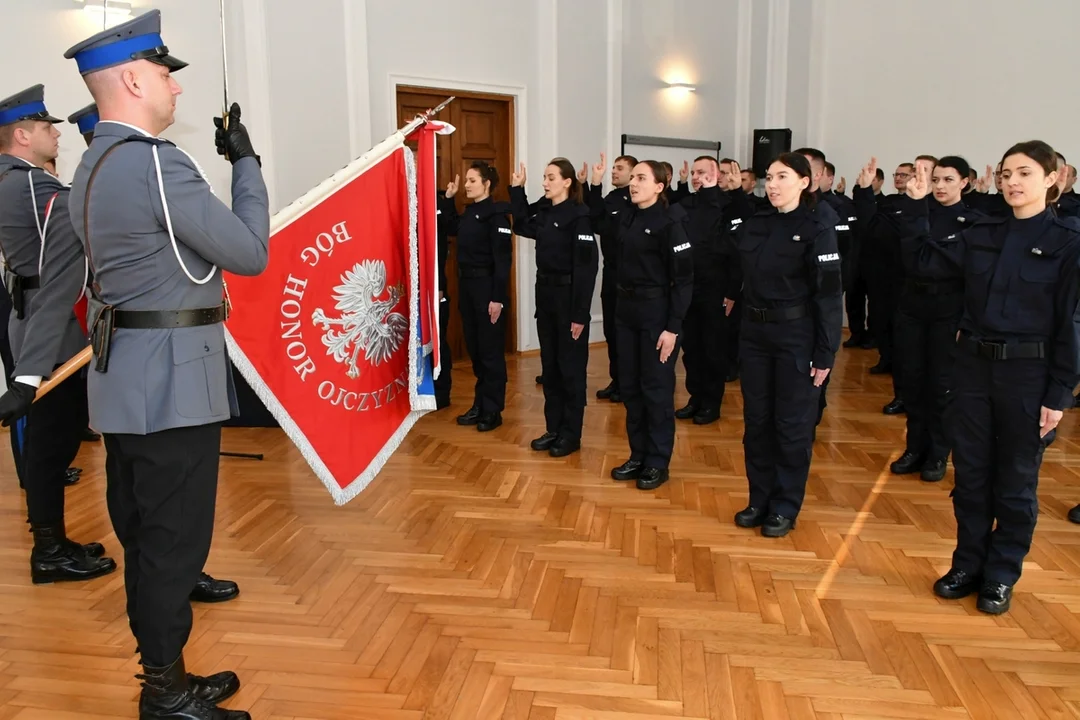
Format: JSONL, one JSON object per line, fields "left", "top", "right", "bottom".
{"left": 609, "top": 161, "right": 693, "bottom": 490}
{"left": 509, "top": 159, "right": 598, "bottom": 457}
{"left": 440, "top": 162, "right": 512, "bottom": 432}
{"left": 871, "top": 155, "right": 982, "bottom": 482}
{"left": 727, "top": 153, "right": 843, "bottom": 537}
{"left": 898, "top": 142, "right": 1080, "bottom": 615}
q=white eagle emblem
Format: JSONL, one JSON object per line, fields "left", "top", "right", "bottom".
{"left": 311, "top": 259, "right": 408, "bottom": 379}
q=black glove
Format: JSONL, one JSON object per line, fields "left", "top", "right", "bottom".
{"left": 0, "top": 381, "right": 37, "bottom": 427}
{"left": 214, "top": 102, "right": 260, "bottom": 166}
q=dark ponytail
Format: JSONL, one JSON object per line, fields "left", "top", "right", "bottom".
{"left": 469, "top": 160, "right": 499, "bottom": 193}
{"left": 774, "top": 152, "right": 817, "bottom": 208}
{"left": 548, "top": 157, "right": 583, "bottom": 203}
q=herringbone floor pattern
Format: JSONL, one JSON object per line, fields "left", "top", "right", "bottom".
{"left": 2, "top": 339, "right": 1080, "bottom": 719}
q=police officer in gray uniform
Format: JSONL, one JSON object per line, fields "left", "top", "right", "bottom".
{"left": 0, "top": 85, "right": 117, "bottom": 584}
{"left": 64, "top": 9, "right": 268, "bottom": 719}
{"left": 0, "top": 99, "right": 243, "bottom": 607}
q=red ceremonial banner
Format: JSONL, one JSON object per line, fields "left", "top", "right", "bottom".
{"left": 223, "top": 133, "right": 436, "bottom": 504}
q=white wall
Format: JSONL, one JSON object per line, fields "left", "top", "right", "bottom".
{"left": 817, "top": 0, "right": 1080, "bottom": 186}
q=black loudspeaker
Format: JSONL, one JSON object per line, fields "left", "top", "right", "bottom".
{"left": 752, "top": 129, "right": 792, "bottom": 176}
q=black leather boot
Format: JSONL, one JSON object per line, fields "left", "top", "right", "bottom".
{"left": 30, "top": 524, "right": 116, "bottom": 585}
{"left": 189, "top": 670, "right": 241, "bottom": 705}
{"left": 137, "top": 655, "right": 250, "bottom": 719}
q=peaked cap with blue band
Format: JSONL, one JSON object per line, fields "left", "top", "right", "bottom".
{"left": 67, "top": 103, "right": 100, "bottom": 136}
{"left": 63, "top": 9, "right": 187, "bottom": 76}
{"left": 0, "top": 85, "right": 62, "bottom": 127}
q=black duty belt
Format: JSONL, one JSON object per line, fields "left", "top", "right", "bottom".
{"left": 957, "top": 333, "right": 1045, "bottom": 361}
{"left": 536, "top": 273, "right": 572, "bottom": 287}
{"left": 5, "top": 272, "right": 40, "bottom": 320}
{"left": 905, "top": 278, "right": 963, "bottom": 295}
{"left": 91, "top": 303, "right": 226, "bottom": 373}
{"left": 744, "top": 304, "right": 809, "bottom": 323}
{"left": 617, "top": 284, "right": 666, "bottom": 300}
{"left": 113, "top": 304, "right": 226, "bottom": 329}
{"left": 459, "top": 265, "right": 493, "bottom": 278}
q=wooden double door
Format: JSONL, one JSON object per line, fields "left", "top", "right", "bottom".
{"left": 396, "top": 86, "right": 517, "bottom": 364}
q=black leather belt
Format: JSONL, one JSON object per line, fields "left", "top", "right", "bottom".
{"left": 5, "top": 272, "right": 40, "bottom": 320}
{"left": 617, "top": 284, "right": 665, "bottom": 299}
{"left": 957, "top": 333, "right": 1045, "bottom": 361}
{"left": 905, "top": 278, "right": 963, "bottom": 295}
{"left": 459, "top": 265, "right": 493, "bottom": 278}
{"left": 536, "top": 273, "right": 572, "bottom": 287}
{"left": 113, "top": 304, "right": 226, "bottom": 329}
{"left": 744, "top": 304, "right": 808, "bottom": 322}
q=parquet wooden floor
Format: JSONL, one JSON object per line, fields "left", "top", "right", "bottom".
{"left": 2, "top": 338, "right": 1080, "bottom": 719}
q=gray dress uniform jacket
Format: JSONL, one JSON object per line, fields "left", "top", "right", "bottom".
{"left": 12, "top": 187, "right": 91, "bottom": 382}
{"left": 0, "top": 155, "right": 79, "bottom": 365}
{"left": 67, "top": 121, "right": 270, "bottom": 435}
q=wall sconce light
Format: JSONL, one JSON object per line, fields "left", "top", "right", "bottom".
{"left": 667, "top": 82, "right": 697, "bottom": 92}
{"left": 76, "top": 0, "right": 134, "bottom": 27}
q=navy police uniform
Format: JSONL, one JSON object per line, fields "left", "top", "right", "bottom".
{"left": 609, "top": 201, "right": 693, "bottom": 489}
{"left": 0, "top": 85, "right": 117, "bottom": 583}
{"left": 890, "top": 201, "right": 983, "bottom": 481}
{"left": 510, "top": 185, "right": 597, "bottom": 457}
{"left": 65, "top": 10, "right": 266, "bottom": 718}
{"left": 728, "top": 200, "right": 843, "bottom": 536}
{"left": 585, "top": 182, "right": 632, "bottom": 401}
{"left": 433, "top": 193, "right": 452, "bottom": 409}
{"left": 439, "top": 194, "right": 512, "bottom": 429}
{"left": 897, "top": 196, "right": 1080, "bottom": 614}
{"left": 676, "top": 185, "right": 736, "bottom": 424}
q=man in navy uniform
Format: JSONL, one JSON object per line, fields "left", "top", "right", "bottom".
{"left": 63, "top": 9, "right": 269, "bottom": 718}
{"left": 0, "top": 85, "right": 117, "bottom": 584}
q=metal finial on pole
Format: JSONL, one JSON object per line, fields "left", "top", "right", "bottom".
{"left": 102, "top": 0, "right": 109, "bottom": 30}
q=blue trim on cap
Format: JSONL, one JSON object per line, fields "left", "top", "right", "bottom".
{"left": 76, "top": 110, "right": 100, "bottom": 135}
{"left": 0, "top": 101, "right": 47, "bottom": 126}
{"left": 74, "top": 32, "right": 164, "bottom": 74}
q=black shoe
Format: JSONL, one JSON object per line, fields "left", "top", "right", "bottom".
{"left": 535, "top": 375, "right": 543, "bottom": 384}
{"left": 692, "top": 407, "right": 720, "bottom": 425}
{"left": 761, "top": 514, "right": 795, "bottom": 538}
{"left": 190, "top": 572, "right": 240, "bottom": 603}
{"left": 477, "top": 412, "right": 502, "bottom": 432}
{"left": 932, "top": 568, "right": 980, "bottom": 599}
{"left": 860, "top": 337, "right": 876, "bottom": 350}
{"left": 869, "top": 362, "right": 892, "bottom": 375}
{"left": 725, "top": 369, "right": 739, "bottom": 383}
{"left": 890, "top": 451, "right": 924, "bottom": 475}
{"left": 189, "top": 670, "right": 241, "bottom": 705}
{"left": 675, "top": 402, "right": 699, "bottom": 420}
{"left": 1069, "top": 504, "right": 1080, "bottom": 524}
{"left": 609, "top": 391, "right": 623, "bottom": 403}
{"left": 30, "top": 524, "right": 117, "bottom": 584}
{"left": 842, "top": 332, "right": 865, "bottom": 348}
{"left": 81, "top": 427, "right": 101, "bottom": 442}
{"left": 548, "top": 437, "right": 580, "bottom": 458}
{"left": 64, "top": 467, "right": 81, "bottom": 486}
{"left": 596, "top": 382, "right": 617, "bottom": 399}
{"left": 611, "top": 460, "right": 644, "bottom": 481}
{"left": 734, "top": 506, "right": 767, "bottom": 528}
{"left": 882, "top": 398, "right": 905, "bottom": 415}
{"left": 456, "top": 406, "right": 481, "bottom": 426}
{"left": 636, "top": 467, "right": 669, "bottom": 490}
{"left": 976, "top": 581, "right": 1012, "bottom": 615}
{"left": 530, "top": 432, "right": 558, "bottom": 451}
{"left": 137, "top": 654, "right": 250, "bottom": 719}
{"left": 921, "top": 458, "right": 947, "bottom": 482}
